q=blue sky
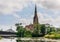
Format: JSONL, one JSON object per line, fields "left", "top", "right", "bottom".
{"left": 0, "top": 0, "right": 60, "bottom": 31}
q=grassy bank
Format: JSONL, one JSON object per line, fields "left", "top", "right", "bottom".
{"left": 0, "top": 36, "right": 2, "bottom": 40}
{"left": 44, "top": 32, "right": 60, "bottom": 39}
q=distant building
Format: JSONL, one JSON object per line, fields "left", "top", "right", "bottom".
{"left": 6, "top": 29, "right": 15, "bottom": 32}
{"left": 25, "top": 5, "right": 39, "bottom": 30}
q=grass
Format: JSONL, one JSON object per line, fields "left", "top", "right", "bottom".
{"left": 44, "top": 32, "right": 60, "bottom": 39}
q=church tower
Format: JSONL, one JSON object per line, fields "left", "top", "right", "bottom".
{"left": 33, "top": 5, "right": 39, "bottom": 25}
{"left": 25, "top": 5, "right": 39, "bottom": 30}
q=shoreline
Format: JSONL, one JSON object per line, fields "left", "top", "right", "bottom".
{"left": 17, "top": 37, "right": 60, "bottom": 41}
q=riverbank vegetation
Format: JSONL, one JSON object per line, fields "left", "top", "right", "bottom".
{"left": 45, "top": 32, "right": 60, "bottom": 39}
{"left": 15, "top": 23, "right": 46, "bottom": 37}
{"left": 15, "top": 23, "right": 60, "bottom": 39}
{"left": 0, "top": 36, "right": 2, "bottom": 39}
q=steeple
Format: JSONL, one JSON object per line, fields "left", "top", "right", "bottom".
{"left": 35, "top": 5, "right": 37, "bottom": 16}
{"left": 33, "top": 5, "right": 39, "bottom": 25}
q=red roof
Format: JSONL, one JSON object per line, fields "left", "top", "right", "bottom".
{"left": 25, "top": 24, "right": 34, "bottom": 30}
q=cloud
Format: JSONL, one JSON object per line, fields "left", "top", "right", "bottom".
{"left": 41, "top": 0, "right": 60, "bottom": 10}
{"left": 1, "top": 0, "right": 60, "bottom": 15}
{"left": 31, "top": 0, "right": 60, "bottom": 27}
{"left": 0, "top": 25, "right": 16, "bottom": 31}
{"left": 1, "top": 0, "right": 60, "bottom": 31}
{"left": 0, "top": 0, "right": 30, "bottom": 14}
{"left": 32, "top": 0, "right": 60, "bottom": 10}
{"left": 31, "top": 11, "right": 60, "bottom": 27}
{"left": 37, "top": 12, "right": 60, "bottom": 27}
{"left": 0, "top": 0, "right": 32, "bottom": 18}
{"left": 17, "top": 18, "right": 33, "bottom": 26}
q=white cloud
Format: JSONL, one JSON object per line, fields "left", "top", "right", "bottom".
{"left": 0, "top": 25, "right": 16, "bottom": 31}
{"left": 31, "top": 11, "right": 60, "bottom": 27}
{"left": 31, "top": 0, "right": 60, "bottom": 27}
{"left": 17, "top": 18, "right": 33, "bottom": 26}
{"left": 31, "top": 12, "right": 52, "bottom": 24}
{"left": 32, "top": 0, "right": 60, "bottom": 10}
{"left": 42, "top": 0, "right": 60, "bottom": 10}
{"left": 0, "top": 0, "right": 30, "bottom": 14}
{"left": 0, "top": 0, "right": 32, "bottom": 31}
{"left": 1, "top": 0, "right": 60, "bottom": 31}
{"left": 0, "top": 0, "right": 31, "bottom": 18}
{"left": 37, "top": 12, "right": 60, "bottom": 27}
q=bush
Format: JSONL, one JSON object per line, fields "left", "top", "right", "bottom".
{"left": 45, "top": 33, "right": 60, "bottom": 39}
{"left": 44, "top": 35, "right": 49, "bottom": 38}
{"left": 48, "top": 32, "right": 56, "bottom": 35}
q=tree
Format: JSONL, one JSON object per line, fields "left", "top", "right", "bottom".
{"left": 15, "top": 23, "right": 25, "bottom": 37}
{"left": 24, "top": 30, "right": 32, "bottom": 37}
{"left": 50, "top": 27, "right": 56, "bottom": 32}
{"left": 32, "top": 24, "right": 41, "bottom": 37}
{"left": 15, "top": 23, "right": 32, "bottom": 37}
{"left": 15, "top": 23, "right": 22, "bottom": 31}
{"left": 40, "top": 24, "right": 46, "bottom": 36}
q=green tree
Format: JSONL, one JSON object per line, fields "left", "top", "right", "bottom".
{"left": 17, "top": 27, "right": 25, "bottom": 37}
{"left": 15, "top": 23, "right": 22, "bottom": 31}
{"left": 15, "top": 23, "right": 32, "bottom": 37}
{"left": 40, "top": 24, "right": 46, "bottom": 35}
{"left": 32, "top": 24, "right": 41, "bottom": 37}
{"left": 24, "top": 30, "right": 32, "bottom": 37}
{"left": 15, "top": 23, "right": 25, "bottom": 37}
{"left": 50, "top": 27, "right": 56, "bottom": 32}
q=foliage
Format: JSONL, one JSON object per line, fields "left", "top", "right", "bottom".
{"left": 15, "top": 23, "right": 32, "bottom": 37}
{"left": 45, "top": 32, "right": 60, "bottom": 39}
{"left": 15, "top": 23, "right": 25, "bottom": 37}
{"left": 24, "top": 30, "right": 32, "bottom": 37}
{"left": 17, "top": 27, "right": 25, "bottom": 37}
{"left": 32, "top": 24, "right": 41, "bottom": 37}
{"left": 15, "top": 23, "right": 57, "bottom": 37}
{"left": 40, "top": 24, "right": 46, "bottom": 35}
{"left": 0, "top": 36, "right": 2, "bottom": 39}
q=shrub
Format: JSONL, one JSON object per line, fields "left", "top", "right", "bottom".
{"left": 45, "top": 33, "right": 60, "bottom": 39}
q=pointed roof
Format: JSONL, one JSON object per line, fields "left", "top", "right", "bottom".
{"left": 34, "top": 5, "right": 37, "bottom": 16}
{"left": 33, "top": 5, "right": 39, "bottom": 24}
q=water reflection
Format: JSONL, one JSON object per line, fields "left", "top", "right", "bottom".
{"left": 16, "top": 40, "right": 46, "bottom": 42}
{"left": 0, "top": 38, "right": 16, "bottom": 42}
{"left": 16, "top": 40, "right": 56, "bottom": 42}
{"left": 0, "top": 38, "right": 59, "bottom": 42}
{"left": 16, "top": 38, "right": 57, "bottom": 42}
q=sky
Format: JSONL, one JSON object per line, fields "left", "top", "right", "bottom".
{"left": 0, "top": 0, "right": 60, "bottom": 31}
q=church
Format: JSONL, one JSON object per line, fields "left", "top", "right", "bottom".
{"left": 25, "top": 5, "right": 39, "bottom": 30}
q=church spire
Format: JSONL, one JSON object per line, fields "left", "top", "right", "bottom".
{"left": 33, "top": 5, "right": 39, "bottom": 25}
{"left": 35, "top": 5, "right": 37, "bottom": 15}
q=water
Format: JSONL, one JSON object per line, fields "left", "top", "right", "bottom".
{"left": 0, "top": 38, "right": 60, "bottom": 42}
